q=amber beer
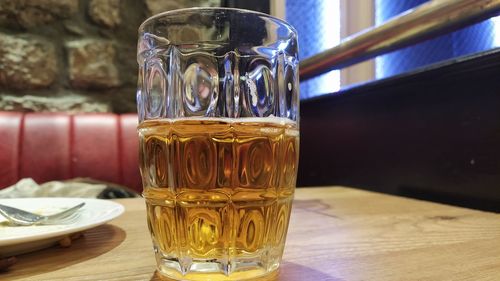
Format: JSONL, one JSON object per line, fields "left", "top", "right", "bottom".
{"left": 139, "top": 117, "right": 298, "bottom": 279}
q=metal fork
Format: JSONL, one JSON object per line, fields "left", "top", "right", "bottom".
{"left": 0, "top": 202, "right": 85, "bottom": 226}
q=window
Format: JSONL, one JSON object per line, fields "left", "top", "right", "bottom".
{"left": 375, "top": 0, "right": 498, "bottom": 79}
{"left": 275, "top": 0, "right": 499, "bottom": 99}
{"left": 494, "top": 16, "right": 500, "bottom": 47}
{"left": 285, "top": 0, "right": 341, "bottom": 99}
{"left": 281, "top": 0, "right": 374, "bottom": 99}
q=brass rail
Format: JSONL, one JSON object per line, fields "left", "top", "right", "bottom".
{"left": 299, "top": 0, "right": 500, "bottom": 81}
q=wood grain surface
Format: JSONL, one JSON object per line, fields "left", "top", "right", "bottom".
{"left": 2, "top": 187, "right": 500, "bottom": 280}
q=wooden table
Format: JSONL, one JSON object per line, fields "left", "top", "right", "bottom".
{"left": 3, "top": 187, "right": 500, "bottom": 280}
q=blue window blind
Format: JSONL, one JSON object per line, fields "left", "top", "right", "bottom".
{"left": 494, "top": 16, "right": 500, "bottom": 46}
{"left": 286, "top": 1, "right": 500, "bottom": 97}
{"left": 376, "top": 0, "right": 500, "bottom": 79}
{"left": 286, "top": 0, "right": 340, "bottom": 99}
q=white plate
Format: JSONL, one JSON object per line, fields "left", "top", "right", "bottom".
{"left": 0, "top": 198, "right": 124, "bottom": 257}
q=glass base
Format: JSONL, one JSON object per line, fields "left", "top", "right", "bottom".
{"left": 155, "top": 255, "right": 281, "bottom": 281}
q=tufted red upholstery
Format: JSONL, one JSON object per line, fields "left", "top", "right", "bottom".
{"left": 0, "top": 112, "right": 142, "bottom": 193}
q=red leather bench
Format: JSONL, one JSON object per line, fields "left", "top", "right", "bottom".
{"left": 0, "top": 112, "right": 142, "bottom": 193}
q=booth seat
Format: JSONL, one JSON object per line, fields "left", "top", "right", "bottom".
{"left": 0, "top": 112, "right": 142, "bottom": 193}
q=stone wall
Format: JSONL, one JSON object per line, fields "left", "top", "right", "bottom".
{"left": 0, "top": 0, "right": 219, "bottom": 113}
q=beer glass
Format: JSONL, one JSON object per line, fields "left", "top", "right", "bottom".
{"left": 137, "top": 8, "right": 299, "bottom": 280}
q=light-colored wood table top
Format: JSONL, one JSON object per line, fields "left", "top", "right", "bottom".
{"left": 3, "top": 187, "right": 500, "bottom": 281}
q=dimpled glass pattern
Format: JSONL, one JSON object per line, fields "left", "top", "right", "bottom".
{"left": 137, "top": 8, "right": 299, "bottom": 121}
{"left": 137, "top": 8, "right": 299, "bottom": 281}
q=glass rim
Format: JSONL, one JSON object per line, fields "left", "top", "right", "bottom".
{"left": 139, "top": 7, "right": 297, "bottom": 35}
